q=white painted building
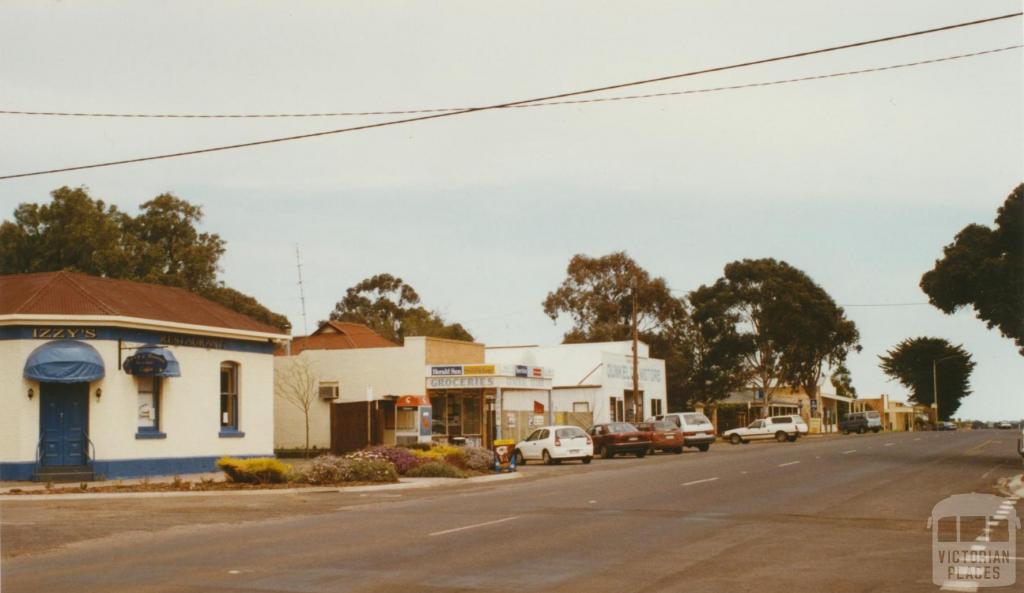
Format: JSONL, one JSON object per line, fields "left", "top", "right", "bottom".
{"left": 0, "top": 271, "right": 287, "bottom": 480}
{"left": 486, "top": 341, "right": 668, "bottom": 425}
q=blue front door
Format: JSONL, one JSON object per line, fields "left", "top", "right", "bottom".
{"left": 40, "top": 383, "right": 89, "bottom": 466}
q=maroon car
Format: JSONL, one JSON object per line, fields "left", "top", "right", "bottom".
{"left": 586, "top": 422, "right": 651, "bottom": 459}
{"left": 635, "top": 420, "right": 685, "bottom": 454}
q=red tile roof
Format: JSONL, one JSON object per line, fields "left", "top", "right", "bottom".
{"left": 0, "top": 271, "right": 286, "bottom": 335}
{"left": 277, "top": 321, "right": 398, "bottom": 355}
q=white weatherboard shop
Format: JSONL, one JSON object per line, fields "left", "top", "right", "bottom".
{"left": 0, "top": 272, "right": 288, "bottom": 480}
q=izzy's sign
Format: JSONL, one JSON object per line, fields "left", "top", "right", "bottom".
{"left": 32, "top": 327, "right": 97, "bottom": 339}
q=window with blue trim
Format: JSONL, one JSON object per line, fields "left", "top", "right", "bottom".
{"left": 137, "top": 376, "right": 161, "bottom": 433}
{"left": 220, "top": 362, "right": 239, "bottom": 431}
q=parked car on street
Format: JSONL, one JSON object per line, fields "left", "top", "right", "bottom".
{"left": 770, "top": 415, "right": 808, "bottom": 439}
{"left": 587, "top": 422, "right": 651, "bottom": 458}
{"left": 635, "top": 420, "right": 685, "bottom": 454}
{"left": 935, "top": 421, "right": 957, "bottom": 431}
{"left": 997, "top": 421, "right": 1014, "bottom": 429}
{"left": 839, "top": 411, "right": 882, "bottom": 434}
{"left": 650, "top": 412, "right": 716, "bottom": 451}
{"left": 722, "top": 417, "right": 801, "bottom": 444}
{"left": 514, "top": 425, "right": 593, "bottom": 465}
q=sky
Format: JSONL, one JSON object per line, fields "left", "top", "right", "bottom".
{"left": 1, "top": 1, "right": 1021, "bottom": 420}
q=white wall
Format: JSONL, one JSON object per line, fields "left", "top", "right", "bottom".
{"left": 487, "top": 342, "right": 667, "bottom": 423}
{"left": 274, "top": 340, "right": 427, "bottom": 449}
{"left": 2, "top": 338, "right": 275, "bottom": 464}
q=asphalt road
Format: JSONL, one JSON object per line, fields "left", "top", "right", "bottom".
{"left": 2, "top": 430, "right": 1022, "bottom": 592}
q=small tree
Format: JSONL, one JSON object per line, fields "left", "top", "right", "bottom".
{"left": 275, "top": 357, "right": 319, "bottom": 453}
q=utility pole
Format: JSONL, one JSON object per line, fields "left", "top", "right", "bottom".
{"left": 632, "top": 276, "right": 640, "bottom": 422}
{"left": 295, "top": 244, "right": 308, "bottom": 336}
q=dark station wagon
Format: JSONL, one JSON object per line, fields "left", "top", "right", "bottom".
{"left": 587, "top": 422, "right": 651, "bottom": 459}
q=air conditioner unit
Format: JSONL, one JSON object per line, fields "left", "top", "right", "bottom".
{"left": 318, "top": 384, "right": 339, "bottom": 400}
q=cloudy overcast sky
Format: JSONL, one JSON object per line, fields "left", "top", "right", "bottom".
{"left": 1, "top": 1, "right": 1021, "bottom": 420}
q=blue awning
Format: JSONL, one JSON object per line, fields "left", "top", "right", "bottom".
{"left": 24, "top": 340, "right": 105, "bottom": 383}
{"left": 126, "top": 345, "right": 181, "bottom": 378}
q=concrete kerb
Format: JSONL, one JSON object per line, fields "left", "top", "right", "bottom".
{"left": 0, "top": 471, "right": 522, "bottom": 502}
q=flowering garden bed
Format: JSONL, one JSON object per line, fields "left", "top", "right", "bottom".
{"left": 5, "top": 444, "right": 497, "bottom": 495}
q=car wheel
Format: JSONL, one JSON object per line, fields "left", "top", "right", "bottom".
{"left": 673, "top": 447, "right": 684, "bottom": 454}
{"left": 582, "top": 456, "right": 592, "bottom": 464}
{"left": 775, "top": 431, "right": 788, "bottom": 443}
{"left": 842, "top": 429, "right": 849, "bottom": 435}
{"left": 635, "top": 450, "right": 647, "bottom": 458}
{"left": 697, "top": 444, "right": 710, "bottom": 452}
{"left": 872, "top": 428, "right": 880, "bottom": 433}
{"left": 514, "top": 450, "right": 525, "bottom": 466}
{"left": 787, "top": 435, "right": 797, "bottom": 442}
{"left": 542, "top": 450, "right": 554, "bottom": 465}
{"left": 600, "top": 445, "right": 613, "bottom": 459}
{"left": 729, "top": 434, "right": 742, "bottom": 445}
{"left": 858, "top": 426, "right": 866, "bottom": 434}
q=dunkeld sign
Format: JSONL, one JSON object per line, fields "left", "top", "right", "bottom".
{"left": 124, "top": 352, "right": 168, "bottom": 376}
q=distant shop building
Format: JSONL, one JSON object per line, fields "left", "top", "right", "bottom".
{"left": 713, "top": 384, "right": 854, "bottom": 434}
{"left": 0, "top": 271, "right": 287, "bottom": 480}
{"left": 274, "top": 322, "right": 550, "bottom": 452}
{"left": 850, "top": 394, "right": 924, "bottom": 432}
{"left": 486, "top": 341, "right": 668, "bottom": 443}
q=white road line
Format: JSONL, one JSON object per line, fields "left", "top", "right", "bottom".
{"left": 914, "top": 438, "right": 921, "bottom": 441}
{"left": 681, "top": 477, "right": 719, "bottom": 487}
{"left": 842, "top": 450, "right": 857, "bottom": 455}
{"left": 778, "top": 461, "right": 801, "bottom": 467}
{"left": 428, "top": 516, "right": 520, "bottom": 537}
{"left": 884, "top": 443, "right": 895, "bottom": 447}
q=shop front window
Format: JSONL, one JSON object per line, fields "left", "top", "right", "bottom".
{"left": 462, "top": 395, "right": 481, "bottom": 435}
{"left": 397, "top": 408, "right": 417, "bottom": 431}
{"left": 430, "top": 395, "right": 446, "bottom": 435}
{"left": 137, "top": 376, "right": 160, "bottom": 433}
{"left": 220, "top": 362, "right": 240, "bottom": 432}
{"left": 447, "top": 395, "right": 462, "bottom": 436}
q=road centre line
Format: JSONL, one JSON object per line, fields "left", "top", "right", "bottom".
{"left": 842, "top": 450, "right": 857, "bottom": 454}
{"left": 778, "top": 461, "right": 801, "bottom": 467}
{"left": 428, "top": 516, "right": 519, "bottom": 537}
{"left": 681, "top": 477, "right": 719, "bottom": 487}
{"left": 885, "top": 443, "right": 895, "bottom": 447}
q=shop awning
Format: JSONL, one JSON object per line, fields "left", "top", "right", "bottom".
{"left": 24, "top": 340, "right": 105, "bottom": 383}
{"left": 124, "top": 345, "right": 181, "bottom": 377}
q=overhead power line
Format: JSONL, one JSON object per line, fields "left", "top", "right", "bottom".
{"left": 0, "top": 11, "right": 1018, "bottom": 181}
{"left": 2, "top": 45, "right": 1017, "bottom": 120}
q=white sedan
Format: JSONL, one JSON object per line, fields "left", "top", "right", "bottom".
{"left": 723, "top": 418, "right": 801, "bottom": 444}
{"left": 515, "top": 425, "right": 593, "bottom": 465}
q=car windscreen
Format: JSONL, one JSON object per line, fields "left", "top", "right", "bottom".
{"left": 683, "top": 414, "right": 710, "bottom": 424}
{"left": 556, "top": 427, "right": 586, "bottom": 438}
{"left": 608, "top": 422, "right": 638, "bottom": 433}
{"left": 865, "top": 411, "right": 880, "bottom": 418}
{"left": 652, "top": 421, "right": 676, "bottom": 431}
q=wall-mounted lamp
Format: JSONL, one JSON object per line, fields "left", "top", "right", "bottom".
{"left": 27, "top": 388, "right": 34, "bottom": 400}
{"left": 95, "top": 388, "right": 102, "bottom": 401}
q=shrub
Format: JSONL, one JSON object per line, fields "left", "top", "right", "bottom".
{"left": 402, "top": 442, "right": 433, "bottom": 451}
{"left": 217, "top": 457, "right": 291, "bottom": 484}
{"left": 344, "top": 458, "right": 399, "bottom": 483}
{"left": 405, "top": 460, "right": 468, "bottom": 479}
{"left": 369, "top": 446, "right": 423, "bottom": 475}
{"left": 462, "top": 446, "right": 495, "bottom": 472}
{"left": 302, "top": 455, "right": 398, "bottom": 484}
{"left": 304, "top": 455, "right": 347, "bottom": 485}
{"left": 411, "top": 444, "right": 464, "bottom": 461}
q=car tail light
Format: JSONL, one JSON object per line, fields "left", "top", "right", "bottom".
{"left": 683, "top": 431, "right": 696, "bottom": 437}
{"left": 554, "top": 436, "right": 561, "bottom": 447}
